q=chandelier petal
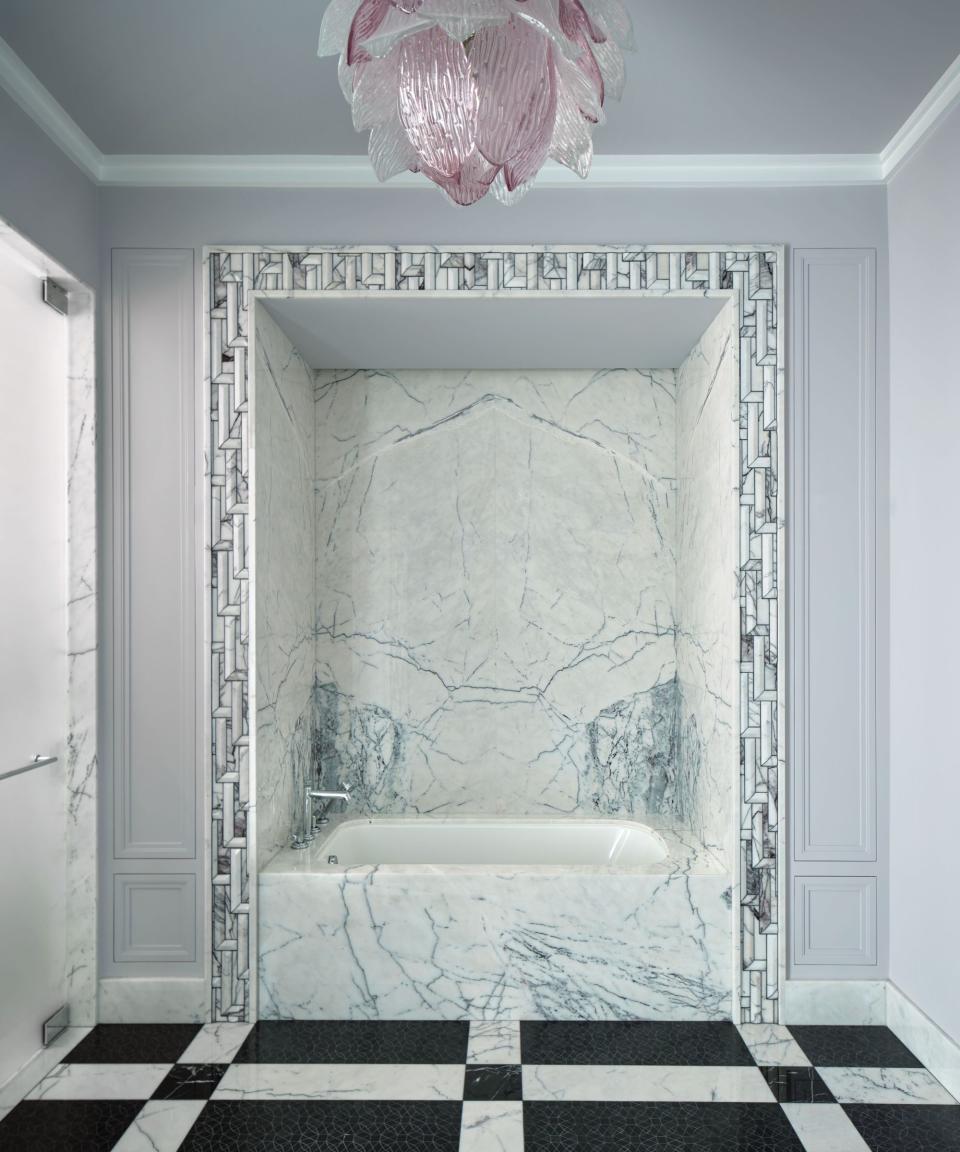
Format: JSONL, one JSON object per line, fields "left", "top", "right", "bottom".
{"left": 471, "top": 16, "right": 556, "bottom": 168}
{"left": 319, "top": 0, "right": 366, "bottom": 57}
{"left": 368, "top": 117, "right": 421, "bottom": 180}
{"left": 350, "top": 49, "right": 401, "bottom": 130}
{"left": 423, "top": 149, "right": 499, "bottom": 204}
{"left": 398, "top": 27, "right": 479, "bottom": 176}
{"left": 579, "top": 0, "right": 634, "bottom": 49}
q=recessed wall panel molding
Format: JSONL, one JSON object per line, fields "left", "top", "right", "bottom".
{"left": 111, "top": 248, "right": 197, "bottom": 858}
{"left": 793, "top": 875, "right": 877, "bottom": 967}
{"left": 791, "top": 249, "right": 877, "bottom": 862}
{"left": 204, "top": 246, "right": 785, "bottom": 1024}
{"left": 113, "top": 874, "right": 197, "bottom": 964}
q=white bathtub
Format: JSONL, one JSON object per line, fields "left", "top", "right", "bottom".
{"left": 259, "top": 817, "right": 732, "bottom": 1022}
{"left": 314, "top": 817, "right": 668, "bottom": 868}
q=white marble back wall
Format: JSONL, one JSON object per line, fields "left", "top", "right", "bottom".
{"left": 313, "top": 369, "right": 682, "bottom": 818}
{"left": 253, "top": 308, "right": 317, "bottom": 864}
{"left": 675, "top": 306, "right": 739, "bottom": 864}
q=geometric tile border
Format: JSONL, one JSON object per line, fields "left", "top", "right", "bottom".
{"left": 203, "top": 244, "right": 786, "bottom": 1024}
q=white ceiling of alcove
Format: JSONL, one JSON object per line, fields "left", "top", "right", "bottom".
{"left": 259, "top": 295, "right": 727, "bottom": 371}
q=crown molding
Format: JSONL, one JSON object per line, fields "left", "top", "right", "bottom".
{"left": 0, "top": 36, "right": 102, "bottom": 180}
{"left": 96, "top": 151, "right": 883, "bottom": 188}
{"left": 0, "top": 35, "right": 957, "bottom": 189}
{"left": 880, "top": 52, "right": 960, "bottom": 179}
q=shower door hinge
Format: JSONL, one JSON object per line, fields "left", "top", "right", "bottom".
{"left": 42, "top": 278, "right": 68, "bottom": 315}
{"left": 42, "top": 1004, "right": 69, "bottom": 1047}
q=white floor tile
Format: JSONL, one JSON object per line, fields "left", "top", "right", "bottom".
{"left": 737, "top": 1024, "right": 811, "bottom": 1067}
{"left": 0, "top": 1026, "right": 94, "bottom": 1120}
{"left": 459, "top": 1101, "right": 524, "bottom": 1152}
{"left": 818, "top": 1066, "right": 959, "bottom": 1105}
{"left": 25, "top": 1063, "right": 172, "bottom": 1101}
{"left": 522, "top": 1064, "right": 775, "bottom": 1102}
{"left": 782, "top": 1103, "right": 872, "bottom": 1152}
{"left": 213, "top": 1063, "right": 464, "bottom": 1101}
{"left": 467, "top": 1023, "right": 521, "bottom": 1066}
{"left": 177, "top": 1022, "right": 254, "bottom": 1064}
{"left": 110, "top": 1100, "right": 206, "bottom": 1152}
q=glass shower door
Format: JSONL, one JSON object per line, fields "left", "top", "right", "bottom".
{"left": 0, "top": 235, "right": 69, "bottom": 1089}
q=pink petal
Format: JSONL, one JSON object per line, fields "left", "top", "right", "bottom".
{"left": 579, "top": 0, "right": 634, "bottom": 48}
{"left": 398, "top": 27, "right": 478, "bottom": 176}
{"left": 423, "top": 149, "right": 499, "bottom": 204}
{"left": 559, "top": 0, "right": 604, "bottom": 109}
{"left": 558, "top": 0, "right": 605, "bottom": 43}
{"left": 471, "top": 16, "right": 554, "bottom": 168}
{"left": 347, "top": 0, "right": 391, "bottom": 63}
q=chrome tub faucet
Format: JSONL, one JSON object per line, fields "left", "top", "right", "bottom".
{"left": 292, "top": 782, "right": 351, "bottom": 849}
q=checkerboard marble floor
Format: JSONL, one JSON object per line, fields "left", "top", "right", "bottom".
{"left": 1, "top": 1020, "right": 958, "bottom": 1151}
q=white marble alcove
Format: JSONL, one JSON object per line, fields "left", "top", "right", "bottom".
{"left": 250, "top": 288, "right": 740, "bottom": 1021}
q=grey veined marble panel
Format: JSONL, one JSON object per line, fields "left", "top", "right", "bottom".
{"left": 313, "top": 369, "right": 680, "bottom": 820}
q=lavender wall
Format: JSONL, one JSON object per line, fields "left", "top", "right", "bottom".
{"left": 0, "top": 88, "right": 97, "bottom": 286}
{"left": 94, "top": 183, "right": 889, "bottom": 1009}
{"left": 888, "top": 100, "right": 960, "bottom": 1045}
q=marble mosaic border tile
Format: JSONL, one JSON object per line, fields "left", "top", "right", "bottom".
{"left": 203, "top": 245, "right": 786, "bottom": 1024}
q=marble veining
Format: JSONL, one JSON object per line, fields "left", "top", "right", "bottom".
{"left": 313, "top": 368, "right": 680, "bottom": 821}
{"left": 65, "top": 286, "right": 98, "bottom": 1023}
{"left": 259, "top": 862, "right": 732, "bottom": 1021}
{"left": 254, "top": 306, "right": 316, "bottom": 864}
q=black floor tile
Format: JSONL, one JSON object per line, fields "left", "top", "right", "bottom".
{"left": 0, "top": 1099, "right": 143, "bottom": 1152}
{"left": 464, "top": 1065, "right": 523, "bottom": 1101}
{"left": 151, "top": 1063, "right": 227, "bottom": 1100}
{"left": 233, "top": 1020, "right": 469, "bottom": 1064}
{"left": 62, "top": 1023, "right": 202, "bottom": 1064}
{"left": 788, "top": 1026, "right": 922, "bottom": 1068}
{"left": 844, "top": 1103, "right": 960, "bottom": 1151}
{"left": 178, "top": 1100, "right": 463, "bottom": 1151}
{"left": 759, "top": 1066, "right": 835, "bottom": 1103}
{"left": 523, "top": 1101, "right": 805, "bottom": 1151}
{"left": 520, "top": 1021, "right": 755, "bottom": 1066}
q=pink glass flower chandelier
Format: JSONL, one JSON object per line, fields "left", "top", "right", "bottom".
{"left": 318, "top": 0, "right": 634, "bottom": 205}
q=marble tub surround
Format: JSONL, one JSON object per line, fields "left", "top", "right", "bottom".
{"left": 253, "top": 306, "right": 316, "bottom": 865}
{"left": 258, "top": 826, "right": 733, "bottom": 1021}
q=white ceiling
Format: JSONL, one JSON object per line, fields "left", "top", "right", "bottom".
{"left": 1, "top": 1, "right": 959, "bottom": 157}
{"left": 260, "top": 295, "right": 727, "bottom": 370}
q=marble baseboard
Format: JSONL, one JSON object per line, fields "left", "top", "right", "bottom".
{"left": 887, "top": 981, "right": 960, "bottom": 1102}
{"left": 98, "top": 979, "right": 209, "bottom": 1024}
{"left": 260, "top": 867, "right": 732, "bottom": 1021}
{"left": 782, "top": 980, "right": 887, "bottom": 1025}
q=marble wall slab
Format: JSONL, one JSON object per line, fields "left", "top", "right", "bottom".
{"left": 65, "top": 286, "right": 98, "bottom": 1023}
{"left": 260, "top": 862, "right": 732, "bottom": 1021}
{"left": 675, "top": 304, "right": 740, "bottom": 865}
{"left": 313, "top": 369, "right": 680, "bottom": 818}
{"left": 253, "top": 307, "right": 316, "bottom": 865}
